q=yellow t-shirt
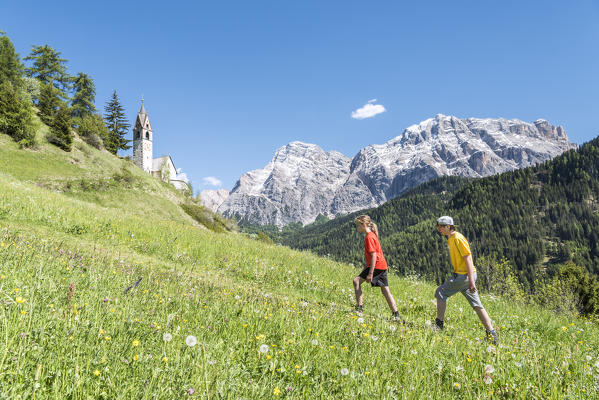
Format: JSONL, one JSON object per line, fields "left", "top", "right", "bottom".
{"left": 447, "top": 232, "right": 476, "bottom": 274}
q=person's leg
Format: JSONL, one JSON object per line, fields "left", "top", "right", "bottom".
{"left": 353, "top": 276, "right": 365, "bottom": 308}
{"left": 474, "top": 307, "right": 493, "bottom": 331}
{"left": 380, "top": 286, "right": 398, "bottom": 313}
{"left": 436, "top": 297, "right": 447, "bottom": 321}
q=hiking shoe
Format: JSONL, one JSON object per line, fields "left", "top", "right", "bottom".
{"left": 355, "top": 305, "right": 363, "bottom": 314}
{"left": 391, "top": 311, "right": 400, "bottom": 321}
{"left": 434, "top": 318, "right": 444, "bottom": 330}
{"left": 486, "top": 329, "right": 499, "bottom": 346}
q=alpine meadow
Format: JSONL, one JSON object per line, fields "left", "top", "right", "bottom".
{"left": 2, "top": 19, "right": 599, "bottom": 400}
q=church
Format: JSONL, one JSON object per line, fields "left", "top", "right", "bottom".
{"left": 132, "top": 101, "right": 189, "bottom": 192}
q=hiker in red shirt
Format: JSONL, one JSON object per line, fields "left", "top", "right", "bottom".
{"left": 353, "top": 215, "right": 399, "bottom": 319}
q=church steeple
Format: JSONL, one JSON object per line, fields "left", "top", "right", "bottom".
{"left": 132, "top": 97, "right": 153, "bottom": 173}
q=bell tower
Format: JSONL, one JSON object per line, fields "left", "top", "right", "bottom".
{"left": 132, "top": 98, "right": 153, "bottom": 173}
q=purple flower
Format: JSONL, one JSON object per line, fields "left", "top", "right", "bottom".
{"left": 20, "top": 332, "right": 26, "bottom": 338}
{"left": 187, "top": 388, "right": 195, "bottom": 395}
{"left": 287, "top": 386, "right": 293, "bottom": 391}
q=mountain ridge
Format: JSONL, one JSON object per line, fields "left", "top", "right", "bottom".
{"left": 208, "top": 115, "right": 575, "bottom": 225}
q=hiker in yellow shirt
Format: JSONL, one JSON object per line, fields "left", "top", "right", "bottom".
{"left": 434, "top": 216, "right": 499, "bottom": 345}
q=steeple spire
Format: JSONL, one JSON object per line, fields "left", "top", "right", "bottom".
{"left": 139, "top": 95, "right": 146, "bottom": 114}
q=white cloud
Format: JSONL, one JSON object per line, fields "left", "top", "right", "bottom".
{"left": 351, "top": 101, "right": 386, "bottom": 120}
{"left": 202, "top": 176, "right": 222, "bottom": 187}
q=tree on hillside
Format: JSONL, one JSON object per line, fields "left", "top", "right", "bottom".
{"left": 37, "top": 82, "right": 62, "bottom": 126}
{"left": 71, "top": 72, "right": 96, "bottom": 118}
{"left": 0, "top": 81, "right": 36, "bottom": 146}
{"left": 103, "top": 90, "right": 131, "bottom": 154}
{"left": 0, "top": 32, "right": 36, "bottom": 147}
{"left": 75, "top": 113, "right": 109, "bottom": 149}
{"left": 0, "top": 32, "right": 23, "bottom": 87}
{"left": 46, "top": 104, "right": 73, "bottom": 152}
{"left": 24, "top": 44, "right": 72, "bottom": 100}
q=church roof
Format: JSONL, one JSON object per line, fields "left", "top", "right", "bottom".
{"left": 135, "top": 102, "right": 149, "bottom": 127}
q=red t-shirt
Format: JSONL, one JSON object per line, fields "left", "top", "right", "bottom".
{"left": 364, "top": 232, "right": 388, "bottom": 270}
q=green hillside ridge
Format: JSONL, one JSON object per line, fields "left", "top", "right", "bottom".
{"left": 2, "top": 134, "right": 599, "bottom": 398}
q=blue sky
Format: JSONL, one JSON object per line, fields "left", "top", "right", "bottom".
{"left": 3, "top": 1, "right": 599, "bottom": 193}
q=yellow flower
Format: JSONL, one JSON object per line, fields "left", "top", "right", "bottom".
{"left": 14, "top": 288, "right": 19, "bottom": 293}
{"left": 69, "top": 336, "right": 74, "bottom": 340}
{"left": 104, "top": 336, "right": 111, "bottom": 341}
{"left": 99, "top": 329, "right": 105, "bottom": 335}
{"left": 132, "top": 340, "right": 140, "bottom": 347}
{"left": 20, "top": 310, "right": 26, "bottom": 315}
{"left": 93, "top": 370, "right": 100, "bottom": 376}
{"left": 273, "top": 387, "right": 281, "bottom": 396}
{"left": 101, "top": 357, "right": 107, "bottom": 364}
{"left": 242, "top": 324, "right": 248, "bottom": 328}
{"left": 15, "top": 297, "right": 26, "bottom": 304}
{"left": 134, "top": 354, "right": 139, "bottom": 361}
{"left": 0, "top": 274, "right": 5, "bottom": 279}
{"left": 266, "top": 355, "right": 271, "bottom": 360}
{"left": 162, "top": 357, "right": 168, "bottom": 363}
{"left": 365, "top": 371, "right": 370, "bottom": 375}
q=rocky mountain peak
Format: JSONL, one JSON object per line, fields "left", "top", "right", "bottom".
{"left": 215, "top": 116, "right": 576, "bottom": 226}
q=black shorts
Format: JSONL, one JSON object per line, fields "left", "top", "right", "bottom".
{"left": 358, "top": 267, "right": 389, "bottom": 287}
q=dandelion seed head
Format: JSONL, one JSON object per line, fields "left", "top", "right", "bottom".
{"left": 163, "top": 333, "right": 172, "bottom": 342}
{"left": 340, "top": 368, "right": 349, "bottom": 376}
{"left": 259, "top": 344, "right": 269, "bottom": 353}
{"left": 186, "top": 335, "right": 197, "bottom": 347}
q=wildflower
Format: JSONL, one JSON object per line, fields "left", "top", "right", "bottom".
{"left": 411, "top": 350, "right": 417, "bottom": 355}
{"left": 101, "top": 357, "right": 107, "bottom": 364}
{"left": 186, "top": 335, "right": 197, "bottom": 347}
{"left": 104, "top": 336, "right": 111, "bottom": 341}
{"left": 515, "top": 362, "right": 522, "bottom": 367}
{"left": 287, "top": 386, "right": 293, "bottom": 391}
{"left": 163, "top": 356, "right": 168, "bottom": 363}
{"left": 134, "top": 354, "right": 139, "bottom": 361}
{"left": 163, "top": 333, "right": 172, "bottom": 342}
{"left": 93, "top": 370, "right": 101, "bottom": 376}
{"left": 208, "top": 360, "right": 216, "bottom": 365}
{"left": 132, "top": 340, "right": 139, "bottom": 347}
{"left": 20, "top": 310, "right": 26, "bottom": 315}
{"left": 266, "top": 355, "right": 271, "bottom": 360}
{"left": 15, "top": 297, "right": 26, "bottom": 304}
{"left": 389, "top": 325, "right": 397, "bottom": 332}
{"left": 273, "top": 387, "right": 281, "bottom": 396}
{"left": 486, "top": 345, "right": 496, "bottom": 354}
{"left": 357, "top": 317, "right": 364, "bottom": 324}
{"left": 483, "top": 375, "right": 493, "bottom": 384}
{"left": 484, "top": 364, "right": 495, "bottom": 374}
{"left": 260, "top": 344, "right": 269, "bottom": 353}
{"left": 371, "top": 335, "right": 378, "bottom": 341}
{"left": 312, "top": 339, "right": 319, "bottom": 346}
{"left": 188, "top": 388, "right": 195, "bottom": 395}
{"left": 453, "top": 382, "right": 460, "bottom": 390}
{"left": 424, "top": 320, "right": 432, "bottom": 329}
{"left": 340, "top": 368, "right": 349, "bottom": 376}
{"left": 456, "top": 365, "right": 464, "bottom": 372}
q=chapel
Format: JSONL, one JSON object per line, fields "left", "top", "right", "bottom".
{"left": 132, "top": 100, "right": 189, "bottom": 192}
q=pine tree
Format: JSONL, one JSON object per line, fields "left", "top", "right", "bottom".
{"left": 37, "top": 82, "right": 61, "bottom": 126}
{"left": 103, "top": 90, "right": 131, "bottom": 154}
{"left": 47, "top": 105, "right": 73, "bottom": 152}
{"left": 0, "top": 33, "right": 35, "bottom": 146}
{"left": 0, "top": 32, "right": 23, "bottom": 87}
{"left": 71, "top": 72, "right": 96, "bottom": 118}
{"left": 24, "top": 44, "right": 71, "bottom": 100}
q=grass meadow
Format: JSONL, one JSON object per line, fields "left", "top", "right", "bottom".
{"left": 1, "top": 133, "right": 599, "bottom": 398}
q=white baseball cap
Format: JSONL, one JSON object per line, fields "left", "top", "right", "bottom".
{"left": 437, "top": 216, "right": 456, "bottom": 226}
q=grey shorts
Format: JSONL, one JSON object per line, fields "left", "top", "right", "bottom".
{"left": 435, "top": 273, "right": 484, "bottom": 309}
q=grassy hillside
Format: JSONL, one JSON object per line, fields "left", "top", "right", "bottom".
{"left": 1, "top": 133, "right": 599, "bottom": 398}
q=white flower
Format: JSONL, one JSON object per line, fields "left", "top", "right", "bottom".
{"left": 424, "top": 320, "right": 432, "bottom": 329}
{"left": 411, "top": 350, "right": 418, "bottom": 355}
{"left": 586, "top": 355, "right": 592, "bottom": 361}
{"left": 163, "top": 333, "right": 172, "bottom": 342}
{"left": 595, "top": 361, "right": 599, "bottom": 369}
{"left": 486, "top": 345, "right": 496, "bottom": 354}
{"left": 235, "top": 295, "right": 241, "bottom": 300}
{"left": 484, "top": 364, "right": 495, "bottom": 374}
{"left": 483, "top": 376, "right": 493, "bottom": 385}
{"left": 259, "top": 344, "right": 269, "bottom": 353}
{"left": 389, "top": 325, "right": 397, "bottom": 332}
{"left": 357, "top": 317, "right": 364, "bottom": 324}
{"left": 186, "top": 335, "right": 197, "bottom": 347}
{"left": 453, "top": 382, "right": 461, "bottom": 390}
{"left": 340, "top": 368, "right": 349, "bottom": 376}
{"left": 456, "top": 365, "right": 464, "bottom": 372}
{"left": 311, "top": 339, "right": 319, "bottom": 346}
{"left": 515, "top": 362, "right": 522, "bottom": 368}
{"left": 371, "top": 335, "right": 378, "bottom": 341}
